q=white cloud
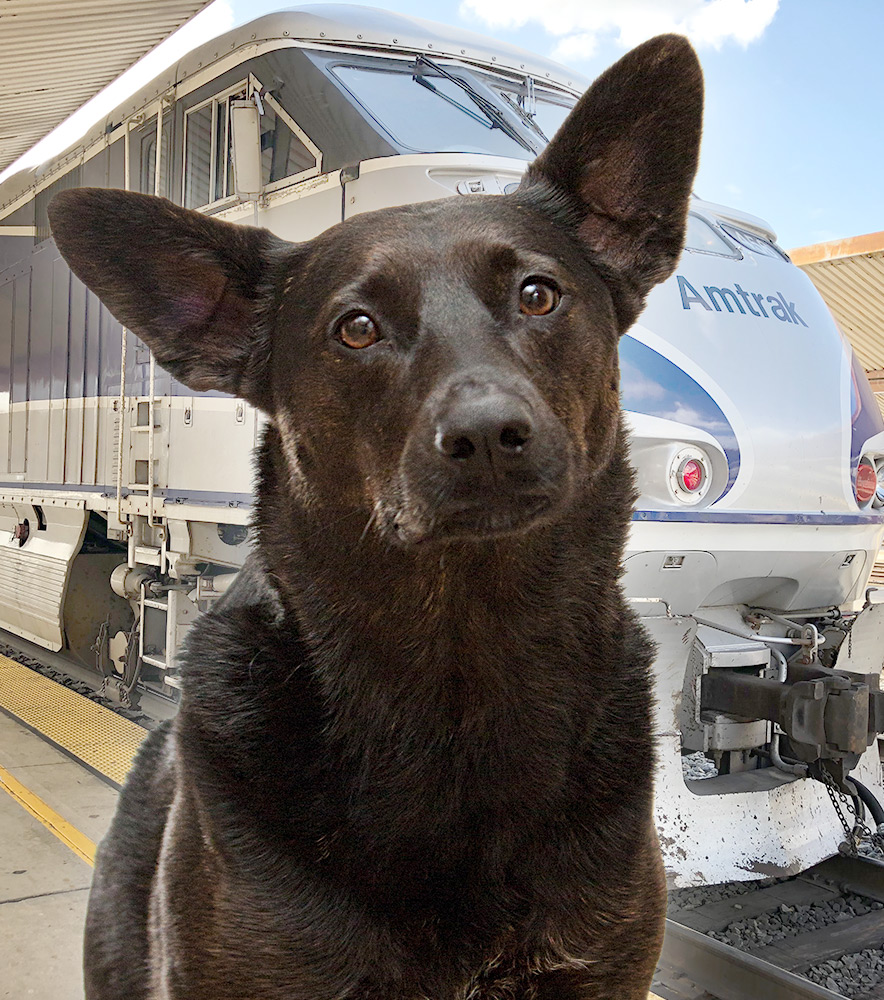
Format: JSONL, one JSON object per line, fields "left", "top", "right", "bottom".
{"left": 621, "top": 363, "right": 667, "bottom": 402}
{"left": 0, "top": 1, "right": 235, "bottom": 186}
{"left": 459, "top": 0, "right": 779, "bottom": 62}
{"left": 552, "top": 32, "right": 601, "bottom": 63}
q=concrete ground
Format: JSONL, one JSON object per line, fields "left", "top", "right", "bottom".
{"left": 0, "top": 711, "right": 117, "bottom": 1000}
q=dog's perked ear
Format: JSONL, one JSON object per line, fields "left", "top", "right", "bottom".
{"left": 518, "top": 34, "right": 703, "bottom": 330}
{"left": 48, "top": 188, "right": 288, "bottom": 409}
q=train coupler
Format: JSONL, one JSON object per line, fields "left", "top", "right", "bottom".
{"left": 699, "top": 663, "right": 883, "bottom": 768}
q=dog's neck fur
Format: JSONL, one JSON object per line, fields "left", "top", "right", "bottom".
{"left": 251, "top": 422, "right": 635, "bottom": 762}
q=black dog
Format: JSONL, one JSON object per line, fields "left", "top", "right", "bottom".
{"left": 50, "top": 33, "right": 702, "bottom": 1000}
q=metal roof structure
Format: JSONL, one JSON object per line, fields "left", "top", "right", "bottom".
{"left": 791, "top": 232, "right": 884, "bottom": 390}
{"left": 0, "top": 0, "right": 215, "bottom": 173}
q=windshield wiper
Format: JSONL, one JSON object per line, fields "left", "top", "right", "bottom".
{"left": 500, "top": 90, "right": 549, "bottom": 142}
{"left": 413, "top": 55, "right": 535, "bottom": 154}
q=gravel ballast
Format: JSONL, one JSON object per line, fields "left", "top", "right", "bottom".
{"left": 807, "top": 948, "right": 884, "bottom": 997}
{"left": 669, "top": 878, "right": 775, "bottom": 911}
{"left": 669, "top": 876, "right": 884, "bottom": 998}
{"left": 681, "top": 751, "right": 718, "bottom": 781}
{"left": 707, "top": 893, "right": 884, "bottom": 950}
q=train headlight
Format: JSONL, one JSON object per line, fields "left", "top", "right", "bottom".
{"left": 856, "top": 456, "right": 882, "bottom": 508}
{"left": 668, "top": 447, "right": 711, "bottom": 505}
{"left": 679, "top": 459, "right": 704, "bottom": 492}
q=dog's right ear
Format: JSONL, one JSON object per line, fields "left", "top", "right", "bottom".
{"left": 48, "top": 188, "right": 290, "bottom": 409}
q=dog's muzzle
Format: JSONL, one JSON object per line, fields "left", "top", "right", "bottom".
{"left": 394, "top": 375, "right": 572, "bottom": 544}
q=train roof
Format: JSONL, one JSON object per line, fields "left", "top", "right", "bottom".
{"left": 186, "top": 6, "right": 588, "bottom": 90}
{"left": 0, "top": 4, "right": 587, "bottom": 213}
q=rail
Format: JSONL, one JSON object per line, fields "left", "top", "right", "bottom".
{"left": 658, "top": 855, "right": 884, "bottom": 1000}
{"left": 659, "top": 919, "right": 849, "bottom": 1000}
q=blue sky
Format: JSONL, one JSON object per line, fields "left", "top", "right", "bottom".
{"left": 5, "top": 1, "right": 881, "bottom": 250}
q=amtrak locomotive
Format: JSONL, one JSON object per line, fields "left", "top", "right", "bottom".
{"left": 1, "top": 4, "right": 883, "bottom": 886}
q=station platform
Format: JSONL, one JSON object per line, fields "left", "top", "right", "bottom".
{"left": 0, "top": 657, "right": 145, "bottom": 1000}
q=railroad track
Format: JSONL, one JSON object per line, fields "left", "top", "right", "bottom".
{"left": 656, "top": 855, "right": 884, "bottom": 1000}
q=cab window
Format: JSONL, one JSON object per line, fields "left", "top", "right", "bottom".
{"left": 684, "top": 214, "right": 741, "bottom": 257}
{"left": 494, "top": 84, "right": 574, "bottom": 143}
{"left": 720, "top": 224, "right": 790, "bottom": 261}
{"left": 330, "top": 61, "right": 538, "bottom": 159}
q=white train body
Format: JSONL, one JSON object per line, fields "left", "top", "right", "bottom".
{"left": 1, "top": 5, "right": 882, "bottom": 886}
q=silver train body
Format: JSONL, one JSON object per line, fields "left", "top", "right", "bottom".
{"left": 1, "top": 5, "right": 883, "bottom": 887}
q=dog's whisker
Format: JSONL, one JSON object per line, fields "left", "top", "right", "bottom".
{"left": 358, "top": 506, "right": 380, "bottom": 545}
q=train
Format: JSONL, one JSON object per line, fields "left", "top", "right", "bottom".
{"left": 1, "top": 3, "right": 883, "bottom": 888}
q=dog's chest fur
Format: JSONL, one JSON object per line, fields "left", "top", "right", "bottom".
{"left": 162, "top": 557, "right": 657, "bottom": 1000}
{"left": 150, "top": 442, "right": 657, "bottom": 999}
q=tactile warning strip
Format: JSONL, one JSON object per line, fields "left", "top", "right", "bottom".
{"left": 0, "top": 655, "right": 145, "bottom": 787}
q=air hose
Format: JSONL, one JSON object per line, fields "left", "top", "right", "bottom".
{"left": 847, "top": 777, "right": 884, "bottom": 834}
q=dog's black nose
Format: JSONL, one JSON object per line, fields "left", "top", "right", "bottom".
{"left": 435, "top": 393, "right": 534, "bottom": 468}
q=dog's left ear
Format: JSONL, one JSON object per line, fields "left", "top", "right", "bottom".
{"left": 519, "top": 34, "right": 703, "bottom": 329}
{"left": 48, "top": 188, "right": 290, "bottom": 409}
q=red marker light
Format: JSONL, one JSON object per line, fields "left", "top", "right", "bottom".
{"left": 669, "top": 448, "right": 712, "bottom": 505}
{"left": 856, "top": 461, "right": 878, "bottom": 504}
{"left": 679, "top": 458, "right": 704, "bottom": 493}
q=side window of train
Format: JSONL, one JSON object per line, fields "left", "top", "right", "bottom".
{"left": 137, "top": 110, "right": 171, "bottom": 196}
{"left": 183, "top": 75, "right": 321, "bottom": 210}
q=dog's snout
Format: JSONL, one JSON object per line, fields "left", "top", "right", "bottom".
{"left": 435, "top": 393, "right": 534, "bottom": 468}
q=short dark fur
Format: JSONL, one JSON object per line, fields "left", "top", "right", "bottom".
{"left": 49, "top": 35, "right": 702, "bottom": 1000}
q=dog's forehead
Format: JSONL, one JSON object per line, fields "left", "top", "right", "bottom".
{"left": 308, "top": 197, "right": 569, "bottom": 286}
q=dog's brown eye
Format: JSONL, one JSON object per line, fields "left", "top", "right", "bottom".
{"left": 337, "top": 314, "right": 380, "bottom": 349}
{"left": 519, "top": 279, "right": 560, "bottom": 316}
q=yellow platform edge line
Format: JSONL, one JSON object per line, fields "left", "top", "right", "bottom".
{"left": 0, "top": 763, "right": 96, "bottom": 866}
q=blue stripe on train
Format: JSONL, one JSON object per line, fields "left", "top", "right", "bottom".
{"left": 633, "top": 510, "right": 884, "bottom": 525}
{"left": 0, "top": 479, "right": 879, "bottom": 526}
{"left": 619, "top": 335, "right": 740, "bottom": 496}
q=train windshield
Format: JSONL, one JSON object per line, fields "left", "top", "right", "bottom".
{"left": 323, "top": 54, "right": 574, "bottom": 159}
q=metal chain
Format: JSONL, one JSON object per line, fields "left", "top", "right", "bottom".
{"left": 821, "top": 776, "right": 880, "bottom": 855}
{"left": 825, "top": 782, "right": 861, "bottom": 854}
